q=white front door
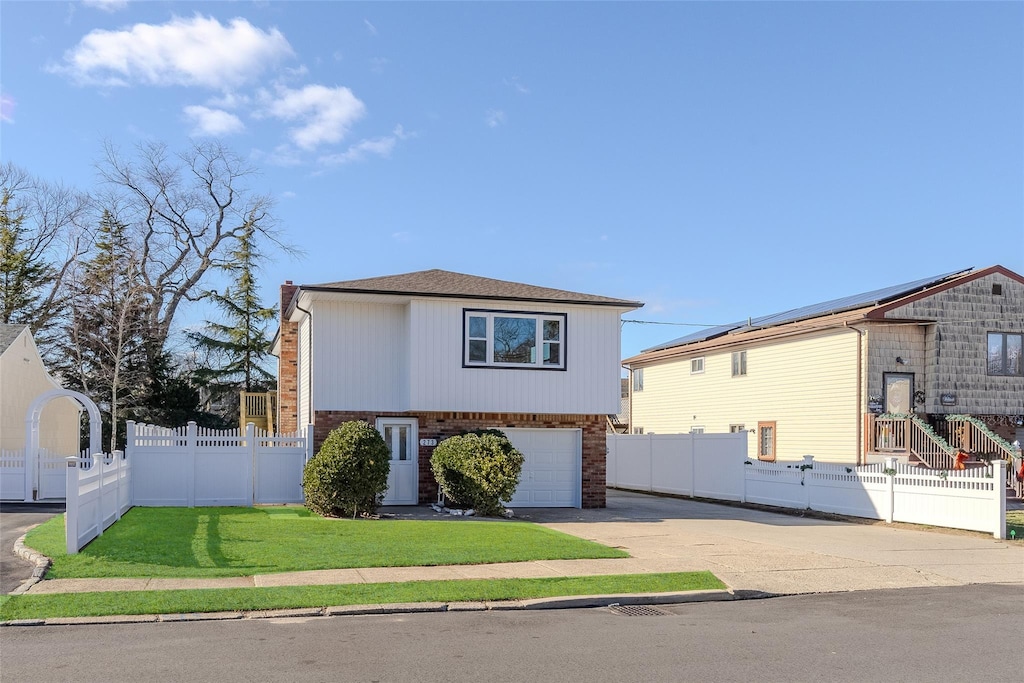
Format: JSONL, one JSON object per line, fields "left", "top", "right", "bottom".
{"left": 376, "top": 418, "right": 418, "bottom": 505}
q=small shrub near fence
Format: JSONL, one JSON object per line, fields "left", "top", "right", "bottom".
{"left": 303, "top": 421, "right": 391, "bottom": 519}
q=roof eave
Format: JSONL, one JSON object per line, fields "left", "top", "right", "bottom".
{"left": 296, "top": 285, "right": 643, "bottom": 309}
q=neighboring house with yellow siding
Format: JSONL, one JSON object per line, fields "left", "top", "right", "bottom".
{"left": 624, "top": 266, "right": 1024, "bottom": 465}
{"left": 0, "top": 324, "right": 80, "bottom": 455}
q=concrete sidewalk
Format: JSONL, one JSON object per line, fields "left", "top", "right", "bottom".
{"left": 15, "top": 490, "right": 1024, "bottom": 598}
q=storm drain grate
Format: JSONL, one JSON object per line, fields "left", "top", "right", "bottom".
{"left": 607, "top": 604, "right": 673, "bottom": 617}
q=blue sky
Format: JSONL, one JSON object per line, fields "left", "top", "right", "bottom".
{"left": 2, "top": 1, "right": 1022, "bottom": 360}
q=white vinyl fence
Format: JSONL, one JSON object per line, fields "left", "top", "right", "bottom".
{"left": 1, "top": 447, "right": 79, "bottom": 501}
{"left": 130, "top": 421, "right": 314, "bottom": 506}
{"left": 1, "top": 449, "right": 26, "bottom": 500}
{"left": 62, "top": 421, "right": 313, "bottom": 553}
{"left": 607, "top": 433, "right": 1008, "bottom": 539}
{"left": 64, "top": 452, "right": 132, "bottom": 554}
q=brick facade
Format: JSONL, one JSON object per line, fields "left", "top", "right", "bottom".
{"left": 277, "top": 282, "right": 300, "bottom": 435}
{"left": 313, "top": 411, "right": 608, "bottom": 508}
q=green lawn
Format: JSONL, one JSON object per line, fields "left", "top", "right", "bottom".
{"left": 26, "top": 507, "right": 628, "bottom": 579}
{"left": 0, "top": 572, "right": 725, "bottom": 621}
{"left": 1008, "top": 510, "right": 1024, "bottom": 540}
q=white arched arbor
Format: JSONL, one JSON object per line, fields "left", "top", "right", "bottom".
{"left": 23, "top": 388, "right": 101, "bottom": 502}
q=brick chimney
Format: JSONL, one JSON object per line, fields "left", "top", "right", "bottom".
{"left": 277, "top": 281, "right": 300, "bottom": 434}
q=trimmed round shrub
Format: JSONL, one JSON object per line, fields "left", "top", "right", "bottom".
{"left": 430, "top": 432, "right": 524, "bottom": 517}
{"left": 302, "top": 421, "right": 390, "bottom": 518}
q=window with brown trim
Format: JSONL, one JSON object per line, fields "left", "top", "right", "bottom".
{"left": 757, "top": 421, "right": 776, "bottom": 461}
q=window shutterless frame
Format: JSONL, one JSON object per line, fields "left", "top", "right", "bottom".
{"left": 463, "top": 309, "right": 568, "bottom": 370}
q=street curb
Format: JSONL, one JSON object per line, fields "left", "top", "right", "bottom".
{"left": 0, "top": 589, "right": 776, "bottom": 627}
{"left": 11, "top": 529, "right": 52, "bottom": 596}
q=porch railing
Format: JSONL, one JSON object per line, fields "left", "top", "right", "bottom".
{"left": 240, "top": 391, "right": 277, "bottom": 434}
{"left": 943, "top": 415, "right": 1018, "bottom": 462}
{"left": 864, "top": 413, "right": 957, "bottom": 469}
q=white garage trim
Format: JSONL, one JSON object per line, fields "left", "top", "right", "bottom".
{"left": 498, "top": 427, "right": 582, "bottom": 508}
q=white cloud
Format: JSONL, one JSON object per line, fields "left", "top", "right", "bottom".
{"left": 82, "top": 0, "right": 129, "bottom": 11}
{"left": 183, "top": 105, "right": 244, "bottom": 136}
{"left": 504, "top": 76, "right": 529, "bottom": 95}
{"left": 206, "top": 91, "right": 251, "bottom": 110}
{"left": 280, "top": 190, "right": 297, "bottom": 200}
{"left": 262, "top": 84, "right": 366, "bottom": 150}
{"left": 364, "top": 19, "right": 378, "bottom": 36}
{"left": 369, "top": 57, "right": 389, "bottom": 74}
{"left": 485, "top": 109, "right": 506, "bottom": 128}
{"left": 252, "top": 144, "right": 304, "bottom": 167}
{"left": 391, "top": 231, "right": 411, "bottom": 242}
{"left": 0, "top": 92, "right": 15, "bottom": 123}
{"left": 52, "top": 14, "right": 294, "bottom": 89}
{"left": 319, "top": 125, "right": 410, "bottom": 165}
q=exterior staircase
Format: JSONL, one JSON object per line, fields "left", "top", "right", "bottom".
{"left": 865, "top": 413, "right": 1021, "bottom": 471}
{"left": 240, "top": 391, "right": 277, "bottom": 433}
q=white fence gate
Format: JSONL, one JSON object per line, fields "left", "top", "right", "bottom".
{"left": 607, "top": 433, "right": 1008, "bottom": 539}
{"left": 130, "top": 421, "right": 313, "bottom": 507}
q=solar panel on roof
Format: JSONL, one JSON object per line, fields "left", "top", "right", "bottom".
{"left": 642, "top": 322, "right": 743, "bottom": 353}
{"left": 640, "top": 268, "right": 970, "bottom": 354}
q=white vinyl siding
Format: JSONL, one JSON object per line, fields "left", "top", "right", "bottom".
{"left": 409, "top": 299, "right": 623, "bottom": 414}
{"left": 298, "top": 316, "right": 311, "bottom": 427}
{"left": 310, "top": 300, "right": 410, "bottom": 412}
{"left": 305, "top": 295, "right": 624, "bottom": 415}
{"left": 630, "top": 328, "right": 861, "bottom": 463}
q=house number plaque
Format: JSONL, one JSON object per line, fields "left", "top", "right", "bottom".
{"left": 419, "top": 438, "right": 438, "bottom": 447}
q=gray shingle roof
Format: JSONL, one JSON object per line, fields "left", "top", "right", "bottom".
{"left": 305, "top": 269, "right": 643, "bottom": 307}
{"left": 0, "top": 323, "right": 28, "bottom": 355}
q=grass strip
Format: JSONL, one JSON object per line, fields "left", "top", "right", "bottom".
{"left": 1007, "top": 510, "right": 1024, "bottom": 540}
{"left": 26, "top": 508, "right": 628, "bottom": 579}
{"left": 0, "top": 572, "right": 725, "bottom": 621}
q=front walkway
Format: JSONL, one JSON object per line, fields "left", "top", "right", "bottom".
{"left": 18, "top": 490, "right": 1024, "bottom": 597}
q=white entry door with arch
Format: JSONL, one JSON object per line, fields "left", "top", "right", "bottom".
{"left": 376, "top": 417, "right": 418, "bottom": 505}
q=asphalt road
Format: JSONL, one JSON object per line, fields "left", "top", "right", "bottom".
{"left": 2, "top": 584, "right": 1021, "bottom": 682}
{"left": 0, "top": 502, "right": 63, "bottom": 594}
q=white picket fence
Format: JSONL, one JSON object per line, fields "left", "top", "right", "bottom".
{"left": 130, "top": 421, "right": 314, "bottom": 507}
{"left": 607, "top": 433, "right": 1008, "bottom": 539}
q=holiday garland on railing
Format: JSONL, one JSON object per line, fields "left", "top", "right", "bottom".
{"left": 875, "top": 413, "right": 957, "bottom": 454}
{"left": 944, "top": 414, "right": 1017, "bottom": 455}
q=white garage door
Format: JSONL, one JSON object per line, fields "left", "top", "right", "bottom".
{"left": 501, "top": 428, "right": 581, "bottom": 508}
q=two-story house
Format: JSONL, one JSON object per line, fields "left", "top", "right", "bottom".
{"left": 624, "top": 265, "right": 1024, "bottom": 465}
{"left": 273, "top": 270, "right": 642, "bottom": 508}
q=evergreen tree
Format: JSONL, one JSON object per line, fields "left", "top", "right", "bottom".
{"left": 188, "top": 219, "right": 277, "bottom": 424}
{"left": 0, "top": 191, "right": 54, "bottom": 326}
{"left": 56, "top": 210, "right": 150, "bottom": 452}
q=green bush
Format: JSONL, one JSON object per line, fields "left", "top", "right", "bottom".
{"left": 430, "top": 432, "right": 524, "bottom": 517}
{"left": 302, "top": 421, "right": 391, "bottom": 518}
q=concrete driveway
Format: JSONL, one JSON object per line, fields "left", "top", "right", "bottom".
{"left": 517, "top": 490, "right": 1024, "bottom": 595}
{"left": 1, "top": 502, "right": 63, "bottom": 594}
